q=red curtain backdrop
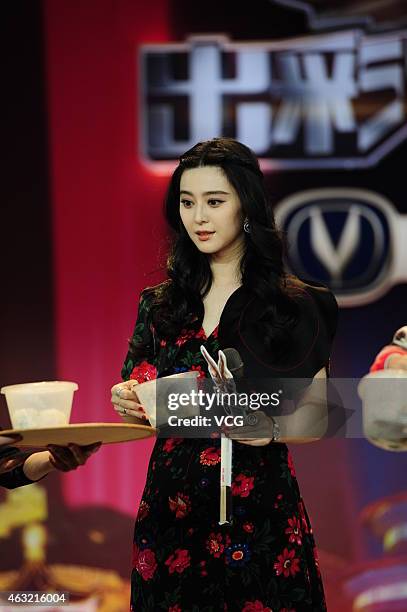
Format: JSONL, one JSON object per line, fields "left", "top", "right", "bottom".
{"left": 43, "top": 0, "right": 174, "bottom": 512}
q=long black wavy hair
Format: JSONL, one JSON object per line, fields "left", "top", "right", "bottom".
{"left": 130, "top": 137, "right": 300, "bottom": 362}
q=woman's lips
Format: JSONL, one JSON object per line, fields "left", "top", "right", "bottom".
{"left": 196, "top": 231, "right": 215, "bottom": 241}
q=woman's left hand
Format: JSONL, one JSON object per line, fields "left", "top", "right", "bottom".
{"left": 223, "top": 411, "right": 275, "bottom": 446}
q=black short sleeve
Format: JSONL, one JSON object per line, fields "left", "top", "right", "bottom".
{"left": 219, "top": 278, "right": 338, "bottom": 399}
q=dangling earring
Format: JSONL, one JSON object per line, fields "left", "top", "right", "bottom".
{"left": 243, "top": 217, "right": 250, "bottom": 233}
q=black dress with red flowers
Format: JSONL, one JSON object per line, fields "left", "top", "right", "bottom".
{"left": 121, "top": 283, "right": 336, "bottom": 612}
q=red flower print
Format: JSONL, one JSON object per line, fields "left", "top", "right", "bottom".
{"left": 130, "top": 360, "right": 157, "bottom": 383}
{"left": 194, "top": 328, "right": 207, "bottom": 340}
{"left": 163, "top": 437, "right": 184, "bottom": 452}
{"left": 133, "top": 545, "right": 157, "bottom": 581}
{"left": 169, "top": 606, "right": 181, "bottom": 612}
{"left": 298, "top": 499, "right": 309, "bottom": 534}
{"left": 231, "top": 473, "right": 255, "bottom": 498}
{"left": 206, "top": 532, "right": 224, "bottom": 558}
{"left": 274, "top": 494, "right": 283, "bottom": 509}
{"left": 165, "top": 548, "right": 191, "bottom": 574}
{"left": 160, "top": 338, "right": 167, "bottom": 347}
{"left": 242, "top": 601, "right": 272, "bottom": 612}
{"left": 243, "top": 522, "right": 254, "bottom": 533}
{"left": 137, "top": 500, "right": 149, "bottom": 521}
{"left": 274, "top": 548, "right": 301, "bottom": 578}
{"left": 287, "top": 450, "right": 296, "bottom": 477}
{"left": 225, "top": 543, "right": 251, "bottom": 566}
{"left": 212, "top": 325, "right": 219, "bottom": 338}
{"left": 285, "top": 516, "right": 302, "bottom": 546}
{"left": 190, "top": 364, "right": 206, "bottom": 379}
{"left": 168, "top": 492, "right": 191, "bottom": 519}
{"left": 200, "top": 446, "right": 221, "bottom": 466}
{"left": 175, "top": 328, "right": 197, "bottom": 346}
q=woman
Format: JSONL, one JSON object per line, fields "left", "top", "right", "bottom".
{"left": 112, "top": 138, "right": 338, "bottom": 611}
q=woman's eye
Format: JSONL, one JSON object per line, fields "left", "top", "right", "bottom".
{"left": 180, "top": 199, "right": 224, "bottom": 208}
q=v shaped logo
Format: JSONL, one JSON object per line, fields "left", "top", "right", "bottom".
{"left": 309, "top": 205, "right": 361, "bottom": 281}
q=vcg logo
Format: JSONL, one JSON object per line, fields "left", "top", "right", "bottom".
{"left": 274, "top": 188, "right": 407, "bottom": 306}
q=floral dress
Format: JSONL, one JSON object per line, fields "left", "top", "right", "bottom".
{"left": 121, "top": 288, "right": 328, "bottom": 612}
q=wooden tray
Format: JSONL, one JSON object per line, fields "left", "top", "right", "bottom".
{"left": 0, "top": 422, "right": 157, "bottom": 447}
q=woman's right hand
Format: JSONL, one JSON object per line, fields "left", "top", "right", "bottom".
{"left": 111, "top": 380, "right": 149, "bottom": 422}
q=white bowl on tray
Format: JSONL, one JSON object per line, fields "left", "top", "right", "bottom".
{"left": 1, "top": 381, "right": 78, "bottom": 430}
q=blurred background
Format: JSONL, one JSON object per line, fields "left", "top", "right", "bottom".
{"left": 1, "top": 1, "right": 407, "bottom": 609}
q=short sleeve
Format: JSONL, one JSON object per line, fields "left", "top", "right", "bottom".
{"left": 235, "top": 278, "right": 338, "bottom": 381}
{"left": 301, "top": 280, "right": 338, "bottom": 377}
{"left": 121, "top": 289, "right": 156, "bottom": 382}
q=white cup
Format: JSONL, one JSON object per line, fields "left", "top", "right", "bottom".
{"left": 131, "top": 371, "right": 200, "bottom": 428}
{"left": 1, "top": 381, "right": 78, "bottom": 430}
{"left": 358, "top": 370, "right": 407, "bottom": 451}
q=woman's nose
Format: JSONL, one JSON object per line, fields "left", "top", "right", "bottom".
{"left": 193, "top": 203, "right": 208, "bottom": 223}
